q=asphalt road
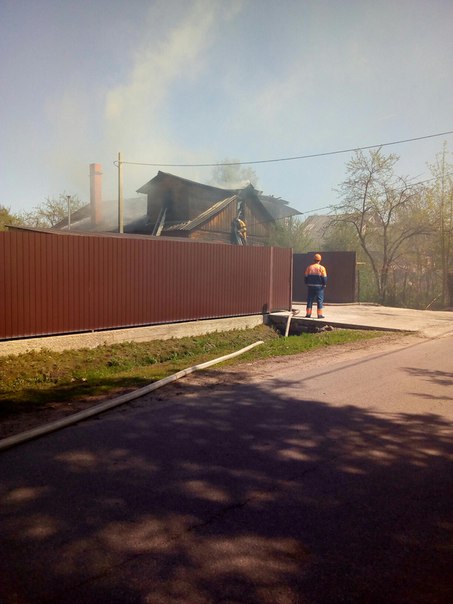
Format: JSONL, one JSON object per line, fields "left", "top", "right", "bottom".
{"left": 1, "top": 331, "right": 452, "bottom": 603}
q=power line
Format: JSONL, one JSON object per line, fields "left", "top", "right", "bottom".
{"left": 118, "top": 129, "right": 453, "bottom": 168}
{"left": 406, "top": 171, "right": 453, "bottom": 188}
{"left": 292, "top": 171, "right": 453, "bottom": 218}
{"left": 298, "top": 205, "right": 332, "bottom": 216}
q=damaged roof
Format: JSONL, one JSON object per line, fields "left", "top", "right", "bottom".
{"left": 165, "top": 195, "right": 238, "bottom": 232}
{"left": 137, "top": 171, "right": 235, "bottom": 196}
{"left": 258, "top": 194, "right": 302, "bottom": 221}
{"left": 137, "top": 172, "right": 301, "bottom": 222}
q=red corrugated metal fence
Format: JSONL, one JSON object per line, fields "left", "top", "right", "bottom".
{"left": 292, "top": 252, "right": 356, "bottom": 303}
{"left": 0, "top": 230, "right": 292, "bottom": 340}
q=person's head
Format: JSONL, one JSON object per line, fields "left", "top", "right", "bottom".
{"left": 314, "top": 253, "right": 322, "bottom": 262}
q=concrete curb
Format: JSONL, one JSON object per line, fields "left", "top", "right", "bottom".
{"left": 0, "top": 340, "right": 264, "bottom": 453}
{"left": 0, "top": 315, "right": 265, "bottom": 357}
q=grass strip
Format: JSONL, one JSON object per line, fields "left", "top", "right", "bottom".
{"left": 0, "top": 325, "right": 389, "bottom": 418}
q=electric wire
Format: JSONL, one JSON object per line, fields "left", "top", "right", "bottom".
{"left": 115, "top": 129, "right": 453, "bottom": 168}
{"left": 261, "top": 171, "right": 453, "bottom": 223}
{"left": 112, "top": 131, "right": 453, "bottom": 225}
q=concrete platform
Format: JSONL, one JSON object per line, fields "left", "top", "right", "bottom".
{"left": 269, "top": 303, "right": 453, "bottom": 338}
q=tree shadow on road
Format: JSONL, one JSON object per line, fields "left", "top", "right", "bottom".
{"left": 1, "top": 368, "right": 452, "bottom": 604}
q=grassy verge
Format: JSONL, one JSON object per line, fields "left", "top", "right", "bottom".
{"left": 0, "top": 325, "right": 389, "bottom": 418}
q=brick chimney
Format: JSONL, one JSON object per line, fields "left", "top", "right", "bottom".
{"left": 90, "top": 163, "right": 102, "bottom": 225}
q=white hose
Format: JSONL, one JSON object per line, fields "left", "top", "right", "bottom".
{"left": 0, "top": 340, "right": 264, "bottom": 452}
{"left": 284, "top": 312, "right": 292, "bottom": 337}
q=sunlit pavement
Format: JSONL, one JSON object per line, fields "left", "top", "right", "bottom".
{"left": 274, "top": 302, "right": 453, "bottom": 337}
{"left": 0, "top": 308, "right": 452, "bottom": 603}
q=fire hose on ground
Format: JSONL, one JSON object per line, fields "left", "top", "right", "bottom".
{"left": 0, "top": 340, "right": 264, "bottom": 452}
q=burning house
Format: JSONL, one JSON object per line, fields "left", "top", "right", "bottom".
{"left": 53, "top": 165, "right": 301, "bottom": 245}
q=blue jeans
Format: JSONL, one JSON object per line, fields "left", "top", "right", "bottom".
{"left": 306, "top": 286, "right": 324, "bottom": 312}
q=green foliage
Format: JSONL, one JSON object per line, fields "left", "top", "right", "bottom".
{"left": 426, "top": 142, "right": 453, "bottom": 306}
{"left": 0, "top": 326, "right": 386, "bottom": 416}
{"left": 0, "top": 205, "right": 23, "bottom": 231}
{"left": 234, "top": 329, "right": 384, "bottom": 363}
{"left": 332, "top": 148, "right": 430, "bottom": 305}
{"left": 20, "top": 193, "right": 83, "bottom": 228}
{"left": 323, "top": 220, "right": 358, "bottom": 252}
{"left": 267, "top": 217, "right": 313, "bottom": 251}
{"left": 319, "top": 142, "right": 453, "bottom": 308}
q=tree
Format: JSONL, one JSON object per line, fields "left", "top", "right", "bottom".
{"left": 332, "top": 149, "right": 430, "bottom": 305}
{"left": 323, "top": 219, "right": 379, "bottom": 302}
{"left": 426, "top": 142, "right": 453, "bottom": 306}
{"left": 209, "top": 159, "right": 258, "bottom": 189}
{"left": 267, "top": 217, "right": 313, "bottom": 251}
{"left": 0, "top": 205, "right": 23, "bottom": 231}
{"left": 20, "top": 193, "right": 83, "bottom": 228}
{"left": 323, "top": 220, "right": 357, "bottom": 251}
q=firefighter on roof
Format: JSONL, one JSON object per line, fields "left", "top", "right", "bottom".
{"left": 232, "top": 216, "right": 247, "bottom": 245}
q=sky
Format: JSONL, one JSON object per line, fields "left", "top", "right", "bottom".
{"left": 1, "top": 0, "right": 453, "bottom": 217}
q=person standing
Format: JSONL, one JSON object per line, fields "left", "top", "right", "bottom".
{"left": 232, "top": 216, "right": 247, "bottom": 245}
{"left": 304, "top": 253, "right": 327, "bottom": 318}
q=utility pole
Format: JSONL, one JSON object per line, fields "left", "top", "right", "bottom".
{"left": 118, "top": 152, "right": 124, "bottom": 233}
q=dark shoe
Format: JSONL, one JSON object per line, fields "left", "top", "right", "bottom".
{"left": 305, "top": 314, "right": 311, "bottom": 318}
{"left": 317, "top": 315, "right": 325, "bottom": 319}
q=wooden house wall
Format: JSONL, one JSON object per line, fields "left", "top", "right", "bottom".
{"left": 145, "top": 175, "right": 188, "bottom": 225}
{"left": 146, "top": 186, "right": 165, "bottom": 224}
{"left": 145, "top": 175, "right": 271, "bottom": 244}
{"left": 243, "top": 198, "right": 271, "bottom": 239}
{"left": 181, "top": 182, "right": 232, "bottom": 220}
{"left": 147, "top": 178, "right": 232, "bottom": 227}
{"left": 203, "top": 201, "right": 238, "bottom": 234}
{"left": 189, "top": 200, "right": 269, "bottom": 245}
